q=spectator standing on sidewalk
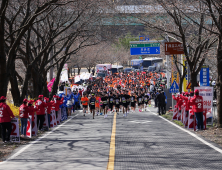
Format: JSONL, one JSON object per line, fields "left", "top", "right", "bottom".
{"left": 190, "top": 89, "right": 204, "bottom": 131}
{"left": 19, "top": 99, "right": 30, "bottom": 137}
{"left": 35, "top": 95, "right": 46, "bottom": 131}
{"left": 0, "top": 96, "right": 15, "bottom": 143}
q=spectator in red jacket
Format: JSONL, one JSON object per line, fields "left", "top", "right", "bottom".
{"left": 190, "top": 89, "right": 204, "bottom": 131}
{"left": 28, "top": 100, "right": 38, "bottom": 125}
{"left": 44, "top": 97, "right": 53, "bottom": 128}
{"left": 54, "top": 96, "right": 64, "bottom": 119}
{"left": 19, "top": 99, "right": 30, "bottom": 137}
{"left": 0, "top": 96, "right": 15, "bottom": 143}
{"left": 172, "top": 94, "right": 180, "bottom": 108}
{"left": 35, "top": 95, "right": 46, "bottom": 131}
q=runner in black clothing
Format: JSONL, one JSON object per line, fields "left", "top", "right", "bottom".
{"left": 130, "top": 92, "right": 136, "bottom": 112}
{"left": 108, "top": 92, "right": 114, "bottom": 112}
{"left": 144, "top": 93, "right": 149, "bottom": 111}
{"left": 114, "top": 93, "right": 120, "bottom": 114}
{"left": 121, "top": 92, "right": 127, "bottom": 117}
{"left": 101, "top": 93, "right": 108, "bottom": 118}
{"left": 89, "top": 94, "right": 96, "bottom": 119}
{"left": 125, "top": 90, "right": 130, "bottom": 114}
{"left": 137, "top": 92, "right": 143, "bottom": 112}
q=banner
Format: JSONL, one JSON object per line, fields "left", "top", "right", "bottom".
{"left": 43, "top": 112, "right": 49, "bottom": 131}
{"left": 171, "top": 55, "right": 179, "bottom": 84}
{"left": 50, "top": 111, "right": 55, "bottom": 128}
{"left": 26, "top": 116, "right": 32, "bottom": 138}
{"left": 194, "top": 86, "right": 213, "bottom": 118}
{"left": 47, "top": 78, "right": 55, "bottom": 92}
{"left": 52, "top": 111, "right": 57, "bottom": 127}
{"left": 200, "top": 65, "right": 209, "bottom": 86}
{"left": 57, "top": 109, "right": 61, "bottom": 125}
{"left": 60, "top": 63, "right": 68, "bottom": 82}
{"left": 182, "top": 57, "right": 188, "bottom": 92}
{"left": 32, "top": 114, "right": 37, "bottom": 136}
{"left": 10, "top": 118, "right": 20, "bottom": 142}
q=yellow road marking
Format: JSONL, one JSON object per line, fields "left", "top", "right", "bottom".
{"left": 107, "top": 112, "right": 117, "bottom": 170}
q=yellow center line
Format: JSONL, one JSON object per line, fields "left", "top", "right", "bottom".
{"left": 107, "top": 112, "right": 117, "bottom": 170}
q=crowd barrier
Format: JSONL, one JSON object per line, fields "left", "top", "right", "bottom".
{"left": 10, "top": 107, "right": 68, "bottom": 143}
{"left": 173, "top": 107, "right": 207, "bottom": 131}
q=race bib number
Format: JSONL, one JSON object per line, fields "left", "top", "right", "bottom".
{"left": 91, "top": 102, "right": 95, "bottom": 105}
{"left": 110, "top": 98, "right": 113, "bottom": 103}
{"left": 139, "top": 98, "right": 142, "bottom": 103}
{"left": 0, "top": 110, "right": 3, "bottom": 117}
{"left": 122, "top": 98, "right": 126, "bottom": 103}
{"left": 131, "top": 97, "right": 134, "bottom": 102}
{"left": 116, "top": 99, "right": 119, "bottom": 104}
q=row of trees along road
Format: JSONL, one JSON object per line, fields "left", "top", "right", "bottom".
{"left": 131, "top": 0, "right": 221, "bottom": 127}
{"left": 0, "top": 0, "right": 114, "bottom": 106}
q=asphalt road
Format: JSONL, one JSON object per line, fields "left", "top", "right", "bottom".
{"left": 1, "top": 107, "right": 222, "bottom": 169}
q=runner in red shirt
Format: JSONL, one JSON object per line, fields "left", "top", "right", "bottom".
{"left": 0, "top": 96, "right": 15, "bottom": 143}
{"left": 190, "top": 89, "right": 204, "bottom": 131}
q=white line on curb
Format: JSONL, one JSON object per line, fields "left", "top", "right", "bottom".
{"left": 0, "top": 114, "right": 78, "bottom": 164}
{"left": 157, "top": 113, "right": 222, "bottom": 154}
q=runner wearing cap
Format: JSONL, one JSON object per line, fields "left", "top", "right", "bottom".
{"left": 0, "top": 96, "right": 15, "bottom": 143}
{"left": 89, "top": 94, "right": 96, "bottom": 119}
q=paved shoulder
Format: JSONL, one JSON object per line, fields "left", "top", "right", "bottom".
{"left": 114, "top": 108, "right": 222, "bottom": 170}
{"left": 0, "top": 112, "right": 114, "bottom": 170}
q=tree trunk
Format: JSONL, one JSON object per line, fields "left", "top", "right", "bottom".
{"left": 78, "top": 67, "right": 81, "bottom": 75}
{"left": 87, "top": 67, "right": 91, "bottom": 73}
{"left": 0, "top": 66, "right": 9, "bottom": 97}
{"left": 43, "top": 81, "right": 49, "bottom": 98}
{"left": 10, "top": 72, "right": 21, "bottom": 106}
{"left": 217, "top": 36, "right": 222, "bottom": 127}
{"left": 190, "top": 72, "right": 198, "bottom": 91}
{"left": 50, "top": 58, "right": 66, "bottom": 100}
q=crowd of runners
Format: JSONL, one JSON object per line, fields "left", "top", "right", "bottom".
{"left": 79, "top": 71, "right": 167, "bottom": 119}
{"left": 0, "top": 70, "right": 168, "bottom": 142}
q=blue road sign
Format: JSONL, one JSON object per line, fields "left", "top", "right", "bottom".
{"left": 170, "top": 80, "right": 179, "bottom": 93}
{"left": 200, "top": 65, "right": 209, "bottom": 86}
{"left": 145, "top": 36, "right": 149, "bottom": 41}
{"left": 130, "top": 47, "right": 160, "bottom": 55}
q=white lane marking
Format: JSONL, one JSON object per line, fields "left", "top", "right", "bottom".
{"left": 157, "top": 114, "right": 222, "bottom": 154}
{"left": 0, "top": 114, "right": 78, "bottom": 164}
{"left": 147, "top": 108, "right": 158, "bottom": 116}
{"left": 129, "top": 120, "right": 152, "bottom": 124}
